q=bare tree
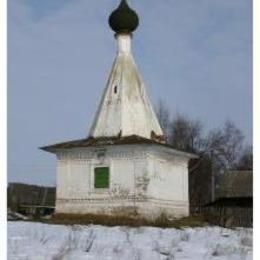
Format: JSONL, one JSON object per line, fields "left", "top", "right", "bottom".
{"left": 169, "top": 114, "right": 204, "bottom": 153}
{"left": 234, "top": 145, "right": 253, "bottom": 170}
{"left": 155, "top": 100, "right": 171, "bottom": 142}
{"left": 206, "top": 120, "right": 244, "bottom": 171}
{"left": 203, "top": 121, "right": 245, "bottom": 201}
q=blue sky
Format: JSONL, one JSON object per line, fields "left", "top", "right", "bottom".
{"left": 8, "top": 0, "right": 252, "bottom": 185}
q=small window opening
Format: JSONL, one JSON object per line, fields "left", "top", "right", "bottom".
{"left": 114, "top": 86, "right": 118, "bottom": 94}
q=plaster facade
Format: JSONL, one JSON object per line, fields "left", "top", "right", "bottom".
{"left": 55, "top": 144, "right": 191, "bottom": 219}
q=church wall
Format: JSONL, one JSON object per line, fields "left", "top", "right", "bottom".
{"left": 145, "top": 147, "right": 190, "bottom": 217}
{"left": 54, "top": 145, "right": 190, "bottom": 219}
{"left": 55, "top": 145, "right": 150, "bottom": 215}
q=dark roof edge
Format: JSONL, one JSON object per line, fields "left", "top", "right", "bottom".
{"left": 40, "top": 135, "right": 198, "bottom": 159}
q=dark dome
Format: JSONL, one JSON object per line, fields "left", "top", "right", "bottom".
{"left": 109, "top": 0, "right": 139, "bottom": 34}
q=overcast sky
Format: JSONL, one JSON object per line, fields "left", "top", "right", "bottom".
{"left": 8, "top": 0, "right": 252, "bottom": 185}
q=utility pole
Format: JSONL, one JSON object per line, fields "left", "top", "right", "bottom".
{"left": 211, "top": 150, "right": 215, "bottom": 202}
{"left": 211, "top": 170, "right": 215, "bottom": 202}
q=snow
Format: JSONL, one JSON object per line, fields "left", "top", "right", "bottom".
{"left": 8, "top": 222, "right": 252, "bottom": 260}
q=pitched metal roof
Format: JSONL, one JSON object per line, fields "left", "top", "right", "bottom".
{"left": 40, "top": 135, "right": 197, "bottom": 158}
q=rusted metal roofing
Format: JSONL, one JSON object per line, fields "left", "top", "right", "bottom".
{"left": 40, "top": 135, "right": 197, "bottom": 158}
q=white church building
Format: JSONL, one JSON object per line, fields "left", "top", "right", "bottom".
{"left": 41, "top": 0, "right": 197, "bottom": 220}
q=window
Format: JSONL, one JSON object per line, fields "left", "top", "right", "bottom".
{"left": 94, "top": 167, "right": 109, "bottom": 189}
{"left": 114, "top": 85, "right": 117, "bottom": 94}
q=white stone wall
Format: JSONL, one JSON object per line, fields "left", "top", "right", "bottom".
{"left": 146, "top": 147, "right": 190, "bottom": 217}
{"left": 55, "top": 145, "right": 191, "bottom": 219}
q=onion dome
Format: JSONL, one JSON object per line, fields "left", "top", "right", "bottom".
{"left": 109, "top": 0, "right": 139, "bottom": 34}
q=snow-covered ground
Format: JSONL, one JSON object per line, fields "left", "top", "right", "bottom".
{"left": 8, "top": 221, "right": 252, "bottom": 260}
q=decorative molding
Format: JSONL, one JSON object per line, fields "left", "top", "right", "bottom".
{"left": 56, "top": 197, "right": 147, "bottom": 203}
{"left": 57, "top": 149, "right": 147, "bottom": 161}
{"left": 56, "top": 196, "right": 187, "bottom": 207}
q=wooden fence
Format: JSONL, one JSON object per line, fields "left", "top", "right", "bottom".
{"left": 200, "top": 197, "right": 253, "bottom": 228}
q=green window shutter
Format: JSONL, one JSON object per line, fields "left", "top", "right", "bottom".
{"left": 94, "top": 167, "right": 109, "bottom": 189}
